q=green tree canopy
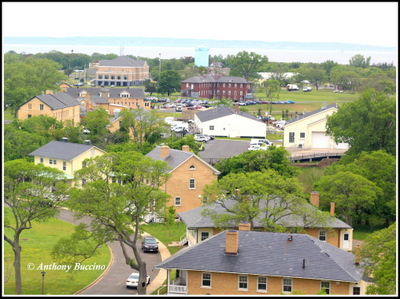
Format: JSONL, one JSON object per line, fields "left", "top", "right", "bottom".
{"left": 80, "top": 107, "right": 111, "bottom": 147}
{"left": 228, "top": 51, "right": 269, "bottom": 80}
{"left": 325, "top": 89, "right": 396, "bottom": 156}
{"left": 349, "top": 54, "right": 371, "bottom": 68}
{"left": 157, "top": 70, "right": 181, "bottom": 96}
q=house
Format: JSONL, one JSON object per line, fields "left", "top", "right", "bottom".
{"left": 28, "top": 138, "right": 106, "bottom": 186}
{"left": 194, "top": 104, "right": 266, "bottom": 138}
{"left": 65, "top": 87, "right": 152, "bottom": 116}
{"left": 145, "top": 145, "right": 220, "bottom": 214}
{"left": 181, "top": 74, "right": 252, "bottom": 101}
{"left": 155, "top": 223, "right": 369, "bottom": 295}
{"left": 59, "top": 82, "right": 72, "bottom": 92}
{"left": 177, "top": 191, "right": 353, "bottom": 251}
{"left": 283, "top": 103, "right": 349, "bottom": 150}
{"left": 94, "top": 55, "right": 150, "bottom": 87}
{"left": 17, "top": 90, "right": 81, "bottom": 123}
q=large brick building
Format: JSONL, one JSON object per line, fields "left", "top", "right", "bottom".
{"left": 181, "top": 75, "right": 252, "bottom": 101}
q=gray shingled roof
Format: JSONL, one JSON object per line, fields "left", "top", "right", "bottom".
{"left": 178, "top": 198, "right": 351, "bottom": 229}
{"left": 285, "top": 103, "right": 338, "bottom": 126}
{"left": 28, "top": 140, "right": 105, "bottom": 161}
{"left": 98, "top": 56, "right": 146, "bottom": 67}
{"left": 65, "top": 87, "right": 145, "bottom": 99}
{"left": 182, "top": 74, "right": 249, "bottom": 84}
{"left": 196, "top": 106, "right": 263, "bottom": 123}
{"left": 155, "top": 230, "right": 364, "bottom": 282}
{"left": 146, "top": 146, "right": 220, "bottom": 174}
{"left": 27, "top": 93, "right": 80, "bottom": 110}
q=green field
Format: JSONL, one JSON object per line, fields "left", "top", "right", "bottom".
{"left": 4, "top": 208, "right": 111, "bottom": 295}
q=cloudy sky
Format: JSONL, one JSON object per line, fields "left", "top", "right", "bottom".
{"left": 2, "top": 2, "right": 398, "bottom": 48}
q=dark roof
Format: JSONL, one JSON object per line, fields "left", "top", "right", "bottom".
{"left": 89, "top": 95, "right": 110, "bottom": 104}
{"left": 65, "top": 87, "right": 145, "bottom": 99}
{"left": 285, "top": 103, "right": 338, "bottom": 126}
{"left": 23, "top": 93, "right": 80, "bottom": 110}
{"left": 178, "top": 198, "right": 351, "bottom": 229}
{"left": 196, "top": 105, "right": 264, "bottom": 123}
{"left": 98, "top": 56, "right": 146, "bottom": 67}
{"left": 28, "top": 140, "right": 105, "bottom": 161}
{"left": 146, "top": 146, "right": 220, "bottom": 174}
{"left": 182, "top": 74, "right": 250, "bottom": 84}
{"left": 155, "top": 230, "right": 364, "bottom": 282}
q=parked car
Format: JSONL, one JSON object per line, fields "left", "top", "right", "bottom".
{"left": 285, "top": 100, "right": 295, "bottom": 104}
{"left": 303, "top": 86, "right": 312, "bottom": 92}
{"left": 204, "top": 134, "right": 214, "bottom": 140}
{"left": 126, "top": 272, "right": 150, "bottom": 288}
{"left": 141, "top": 236, "right": 159, "bottom": 253}
{"left": 194, "top": 134, "right": 208, "bottom": 142}
{"left": 248, "top": 142, "right": 269, "bottom": 151}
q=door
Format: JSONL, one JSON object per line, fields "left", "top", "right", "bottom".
{"left": 343, "top": 233, "right": 350, "bottom": 250}
{"left": 311, "top": 132, "right": 331, "bottom": 148}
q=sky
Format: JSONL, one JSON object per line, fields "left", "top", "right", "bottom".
{"left": 2, "top": 2, "right": 398, "bottom": 48}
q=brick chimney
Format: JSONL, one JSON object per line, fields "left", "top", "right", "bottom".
{"left": 238, "top": 222, "right": 250, "bottom": 231}
{"left": 160, "top": 146, "right": 170, "bottom": 159}
{"left": 46, "top": 90, "right": 53, "bottom": 95}
{"left": 234, "top": 102, "right": 239, "bottom": 114}
{"left": 330, "top": 202, "right": 336, "bottom": 216}
{"left": 310, "top": 191, "right": 319, "bottom": 207}
{"left": 182, "top": 145, "right": 190, "bottom": 152}
{"left": 355, "top": 244, "right": 361, "bottom": 265}
{"left": 86, "top": 92, "right": 91, "bottom": 112}
{"left": 225, "top": 230, "right": 239, "bottom": 255}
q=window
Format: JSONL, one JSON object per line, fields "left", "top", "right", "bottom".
{"left": 238, "top": 275, "right": 248, "bottom": 290}
{"left": 174, "top": 196, "right": 181, "bottom": 206}
{"left": 202, "top": 273, "right": 211, "bottom": 287}
{"left": 124, "top": 75, "right": 128, "bottom": 80}
{"left": 209, "top": 125, "right": 214, "bottom": 130}
{"left": 300, "top": 132, "right": 305, "bottom": 138}
{"left": 234, "top": 83, "right": 237, "bottom": 88}
{"left": 229, "top": 83, "right": 231, "bottom": 88}
{"left": 289, "top": 132, "right": 295, "bottom": 143}
{"left": 91, "top": 149, "right": 95, "bottom": 156}
{"left": 240, "top": 84, "right": 243, "bottom": 88}
{"left": 202, "top": 195, "right": 208, "bottom": 204}
{"left": 189, "top": 179, "right": 195, "bottom": 189}
{"left": 49, "top": 159, "right": 57, "bottom": 165}
{"left": 28, "top": 103, "right": 32, "bottom": 110}
{"left": 63, "top": 161, "right": 67, "bottom": 171}
{"left": 117, "top": 75, "right": 121, "bottom": 80}
{"left": 98, "top": 75, "right": 103, "bottom": 79}
{"left": 200, "top": 232, "right": 209, "bottom": 241}
{"left": 40, "top": 158, "right": 44, "bottom": 164}
{"left": 39, "top": 104, "right": 44, "bottom": 111}
{"left": 282, "top": 278, "right": 292, "bottom": 293}
{"left": 105, "top": 75, "right": 109, "bottom": 79}
{"left": 353, "top": 286, "right": 361, "bottom": 295}
{"left": 111, "top": 75, "right": 114, "bottom": 79}
{"left": 28, "top": 114, "right": 32, "bottom": 118}
{"left": 189, "top": 165, "right": 196, "bottom": 170}
{"left": 320, "top": 281, "right": 330, "bottom": 294}
{"left": 223, "top": 83, "right": 226, "bottom": 87}
{"left": 257, "top": 276, "right": 267, "bottom": 292}
{"left": 319, "top": 230, "right": 327, "bottom": 242}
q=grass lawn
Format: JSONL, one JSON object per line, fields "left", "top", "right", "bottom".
{"left": 4, "top": 207, "right": 111, "bottom": 295}
{"left": 352, "top": 224, "right": 385, "bottom": 240}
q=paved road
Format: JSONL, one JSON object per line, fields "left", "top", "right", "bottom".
{"left": 57, "top": 209, "right": 162, "bottom": 295}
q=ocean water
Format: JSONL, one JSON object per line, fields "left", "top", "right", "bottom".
{"left": 3, "top": 44, "right": 397, "bottom": 65}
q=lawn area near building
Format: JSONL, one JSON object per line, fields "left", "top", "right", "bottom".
{"left": 4, "top": 207, "right": 111, "bottom": 295}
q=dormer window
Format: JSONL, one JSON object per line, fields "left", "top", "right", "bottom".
{"left": 189, "top": 165, "right": 196, "bottom": 170}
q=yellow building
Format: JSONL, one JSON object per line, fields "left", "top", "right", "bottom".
{"left": 155, "top": 224, "right": 370, "bottom": 295}
{"left": 17, "top": 90, "right": 80, "bottom": 123}
{"left": 146, "top": 145, "right": 220, "bottom": 214}
{"left": 29, "top": 138, "right": 106, "bottom": 186}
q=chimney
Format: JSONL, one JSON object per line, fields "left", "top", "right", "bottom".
{"left": 182, "top": 145, "right": 190, "bottom": 152}
{"left": 62, "top": 137, "right": 68, "bottom": 142}
{"left": 160, "top": 146, "right": 170, "bottom": 159}
{"left": 310, "top": 191, "right": 319, "bottom": 207}
{"left": 225, "top": 230, "right": 239, "bottom": 255}
{"left": 238, "top": 222, "right": 250, "bottom": 231}
{"left": 355, "top": 245, "right": 361, "bottom": 265}
{"left": 234, "top": 102, "right": 239, "bottom": 114}
{"left": 86, "top": 92, "right": 91, "bottom": 111}
{"left": 46, "top": 90, "right": 53, "bottom": 95}
{"left": 330, "top": 202, "right": 336, "bottom": 216}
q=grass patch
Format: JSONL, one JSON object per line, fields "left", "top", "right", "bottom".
{"left": 140, "top": 221, "right": 186, "bottom": 247}
{"left": 4, "top": 207, "right": 111, "bottom": 295}
{"left": 352, "top": 224, "right": 385, "bottom": 241}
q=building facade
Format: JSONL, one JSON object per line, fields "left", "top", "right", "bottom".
{"left": 181, "top": 74, "right": 252, "bottom": 101}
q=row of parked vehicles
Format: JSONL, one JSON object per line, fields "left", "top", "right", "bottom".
{"left": 248, "top": 138, "right": 274, "bottom": 151}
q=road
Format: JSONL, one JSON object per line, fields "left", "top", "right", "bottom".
{"left": 57, "top": 209, "right": 162, "bottom": 295}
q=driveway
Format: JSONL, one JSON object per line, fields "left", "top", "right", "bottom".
{"left": 57, "top": 209, "right": 163, "bottom": 295}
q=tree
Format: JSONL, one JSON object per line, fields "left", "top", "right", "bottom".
{"left": 202, "top": 170, "right": 332, "bottom": 231}
{"left": 320, "top": 60, "right": 339, "bottom": 81}
{"left": 144, "top": 80, "right": 157, "bottom": 95}
{"left": 349, "top": 54, "right": 371, "bottom": 68}
{"left": 313, "top": 171, "right": 382, "bottom": 226}
{"left": 325, "top": 89, "right": 396, "bottom": 156}
{"left": 157, "top": 70, "right": 181, "bottom": 96}
{"left": 4, "top": 56, "right": 66, "bottom": 116}
{"left": 80, "top": 107, "right": 111, "bottom": 147}
{"left": 360, "top": 223, "right": 396, "bottom": 294}
{"left": 293, "top": 66, "right": 327, "bottom": 90}
{"left": 4, "top": 159, "right": 67, "bottom": 294}
{"left": 330, "top": 67, "right": 362, "bottom": 92}
{"left": 63, "top": 151, "right": 171, "bottom": 295}
{"left": 261, "top": 79, "right": 281, "bottom": 101}
{"left": 229, "top": 51, "right": 269, "bottom": 80}
{"left": 214, "top": 146, "right": 299, "bottom": 179}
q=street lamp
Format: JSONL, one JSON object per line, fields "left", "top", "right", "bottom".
{"left": 41, "top": 271, "right": 46, "bottom": 295}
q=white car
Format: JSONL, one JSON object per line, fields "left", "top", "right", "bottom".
{"left": 126, "top": 272, "right": 150, "bottom": 288}
{"left": 248, "top": 143, "right": 269, "bottom": 151}
{"left": 194, "top": 134, "right": 208, "bottom": 142}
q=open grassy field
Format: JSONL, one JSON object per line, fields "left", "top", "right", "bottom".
{"left": 4, "top": 207, "right": 111, "bottom": 295}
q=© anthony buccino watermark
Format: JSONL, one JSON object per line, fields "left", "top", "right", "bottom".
{"left": 27, "top": 262, "right": 106, "bottom": 272}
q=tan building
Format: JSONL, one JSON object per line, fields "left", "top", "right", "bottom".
{"left": 95, "top": 56, "right": 150, "bottom": 87}
{"left": 146, "top": 145, "right": 220, "bottom": 214}
{"left": 17, "top": 91, "right": 80, "bottom": 123}
{"left": 283, "top": 103, "right": 349, "bottom": 150}
{"left": 178, "top": 191, "right": 353, "bottom": 251}
{"left": 28, "top": 138, "right": 106, "bottom": 186}
{"left": 155, "top": 224, "right": 370, "bottom": 295}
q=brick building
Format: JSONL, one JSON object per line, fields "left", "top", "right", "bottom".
{"left": 181, "top": 75, "right": 252, "bottom": 101}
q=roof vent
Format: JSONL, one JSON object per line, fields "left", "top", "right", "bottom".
{"left": 84, "top": 140, "right": 91, "bottom": 145}
{"left": 62, "top": 137, "right": 68, "bottom": 142}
